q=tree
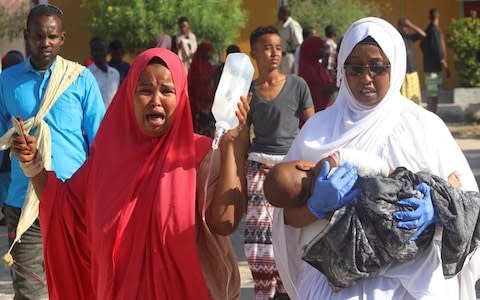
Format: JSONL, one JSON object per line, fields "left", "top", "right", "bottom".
{"left": 287, "top": 0, "right": 387, "bottom": 37}
{"left": 446, "top": 17, "right": 480, "bottom": 87}
{"left": 0, "top": 0, "right": 29, "bottom": 40}
{"left": 81, "top": 0, "right": 247, "bottom": 55}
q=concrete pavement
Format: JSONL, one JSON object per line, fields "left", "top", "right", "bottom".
{"left": 1, "top": 134, "right": 479, "bottom": 299}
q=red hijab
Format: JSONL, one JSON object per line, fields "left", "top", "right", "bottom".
{"left": 188, "top": 42, "right": 215, "bottom": 120}
{"left": 40, "top": 48, "right": 211, "bottom": 299}
{"left": 298, "top": 36, "right": 335, "bottom": 112}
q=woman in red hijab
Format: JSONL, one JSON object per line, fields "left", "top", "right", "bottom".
{"left": 11, "top": 48, "right": 250, "bottom": 300}
{"left": 298, "top": 36, "right": 336, "bottom": 113}
{"left": 188, "top": 42, "right": 216, "bottom": 136}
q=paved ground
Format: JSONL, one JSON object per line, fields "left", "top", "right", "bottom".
{"left": 1, "top": 125, "right": 479, "bottom": 299}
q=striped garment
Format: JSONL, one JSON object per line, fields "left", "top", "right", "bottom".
{"left": 244, "top": 160, "right": 287, "bottom": 300}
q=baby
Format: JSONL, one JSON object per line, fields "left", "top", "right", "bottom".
{"left": 264, "top": 149, "right": 393, "bottom": 211}
{"left": 264, "top": 149, "right": 469, "bottom": 291}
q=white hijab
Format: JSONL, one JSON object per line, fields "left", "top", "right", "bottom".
{"left": 275, "top": 17, "right": 479, "bottom": 300}
{"left": 290, "top": 17, "right": 407, "bottom": 157}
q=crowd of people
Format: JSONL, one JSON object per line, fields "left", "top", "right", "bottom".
{"left": 1, "top": 3, "right": 479, "bottom": 300}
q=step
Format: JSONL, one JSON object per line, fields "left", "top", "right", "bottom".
{"left": 437, "top": 102, "right": 480, "bottom": 123}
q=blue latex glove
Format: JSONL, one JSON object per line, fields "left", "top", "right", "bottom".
{"left": 392, "top": 182, "right": 440, "bottom": 242}
{"left": 307, "top": 161, "right": 360, "bottom": 219}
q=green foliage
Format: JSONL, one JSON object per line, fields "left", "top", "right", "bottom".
{"left": 0, "top": 1, "right": 29, "bottom": 40}
{"left": 446, "top": 17, "right": 480, "bottom": 87}
{"left": 81, "top": 0, "right": 247, "bottom": 55}
{"left": 288, "top": 0, "right": 387, "bottom": 37}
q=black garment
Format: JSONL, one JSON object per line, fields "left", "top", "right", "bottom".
{"left": 402, "top": 33, "right": 422, "bottom": 73}
{"left": 0, "top": 150, "right": 10, "bottom": 172}
{"left": 420, "top": 24, "right": 445, "bottom": 72}
{"left": 108, "top": 60, "right": 130, "bottom": 83}
{"left": 302, "top": 167, "right": 480, "bottom": 291}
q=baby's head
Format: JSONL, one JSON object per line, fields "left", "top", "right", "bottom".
{"left": 264, "top": 155, "right": 338, "bottom": 208}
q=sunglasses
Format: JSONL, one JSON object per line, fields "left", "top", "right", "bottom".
{"left": 343, "top": 64, "right": 391, "bottom": 77}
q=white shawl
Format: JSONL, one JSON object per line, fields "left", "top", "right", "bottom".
{"left": 272, "top": 17, "right": 479, "bottom": 300}
{"left": 0, "top": 56, "right": 84, "bottom": 266}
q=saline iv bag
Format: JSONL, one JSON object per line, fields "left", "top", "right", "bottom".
{"left": 211, "top": 53, "right": 254, "bottom": 149}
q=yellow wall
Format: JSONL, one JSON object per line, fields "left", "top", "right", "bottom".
{"left": 51, "top": 0, "right": 464, "bottom": 88}
{"left": 50, "top": 0, "right": 91, "bottom": 65}
{"left": 236, "top": 0, "right": 278, "bottom": 77}
{"left": 53, "top": 0, "right": 279, "bottom": 68}
{"left": 237, "top": 0, "right": 277, "bottom": 54}
{"left": 371, "top": 0, "right": 462, "bottom": 89}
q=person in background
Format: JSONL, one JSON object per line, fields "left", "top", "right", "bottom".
{"left": 154, "top": 34, "right": 172, "bottom": 50}
{"left": 176, "top": 16, "right": 197, "bottom": 73}
{"left": 420, "top": 8, "right": 450, "bottom": 113}
{"left": 0, "top": 50, "right": 25, "bottom": 226}
{"left": 271, "top": 16, "right": 479, "bottom": 299}
{"left": 277, "top": 5, "right": 303, "bottom": 75}
{"left": 398, "top": 17, "right": 426, "bottom": 105}
{"left": 211, "top": 44, "right": 241, "bottom": 95}
{"left": 187, "top": 42, "right": 216, "bottom": 137}
{"left": 108, "top": 40, "right": 130, "bottom": 83}
{"left": 294, "top": 26, "right": 316, "bottom": 75}
{"left": 298, "top": 36, "right": 336, "bottom": 115}
{"left": 89, "top": 37, "right": 120, "bottom": 109}
{"left": 243, "top": 25, "right": 314, "bottom": 300}
{"left": 2, "top": 51, "right": 24, "bottom": 71}
{"left": 0, "top": 4, "right": 105, "bottom": 299}
{"left": 10, "top": 47, "right": 251, "bottom": 300}
{"left": 83, "top": 56, "right": 94, "bottom": 67}
{"left": 323, "top": 24, "right": 339, "bottom": 82}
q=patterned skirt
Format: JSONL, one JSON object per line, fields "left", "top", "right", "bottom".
{"left": 244, "top": 160, "right": 287, "bottom": 300}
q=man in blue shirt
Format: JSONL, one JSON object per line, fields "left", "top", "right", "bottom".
{"left": 0, "top": 50, "right": 25, "bottom": 225}
{"left": 0, "top": 4, "right": 104, "bottom": 299}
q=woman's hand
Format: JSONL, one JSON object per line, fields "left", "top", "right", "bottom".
{"left": 220, "top": 93, "right": 252, "bottom": 144}
{"left": 208, "top": 93, "right": 251, "bottom": 235}
{"left": 10, "top": 118, "right": 37, "bottom": 163}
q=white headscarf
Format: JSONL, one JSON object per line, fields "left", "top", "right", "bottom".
{"left": 275, "top": 17, "right": 479, "bottom": 300}
{"left": 290, "top": 17, "right": 407, "bottom": 157}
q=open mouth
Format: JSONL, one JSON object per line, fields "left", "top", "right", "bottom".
{"left": 360, "top": 87, "right": 377, "bottom": 97}
{"left": 146, "top": 112, "right": 166, "bottom": 127}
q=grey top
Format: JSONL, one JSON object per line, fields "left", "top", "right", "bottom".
{"left": 248, "top": 75, "right": 313, "bottom": 155}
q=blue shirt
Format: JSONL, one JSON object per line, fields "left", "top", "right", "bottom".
{"left": 0, "top": 57, "right": 105, "bottom": 208}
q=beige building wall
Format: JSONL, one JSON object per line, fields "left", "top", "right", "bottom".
{"left": 41, "top": 1, "right": 473, "bottom": 89}
{"left": 0, "top": 0, "right": 28, "bottom": 64}
{"left": 371, "top": 0, "right": 465, "bottom": 89}
{"left": 50, "top": 0, "right": 90, "bottom": 64}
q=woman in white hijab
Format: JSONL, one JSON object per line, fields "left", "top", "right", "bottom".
{"left": 271, "top": 17, "right": 480, "bottom": 299}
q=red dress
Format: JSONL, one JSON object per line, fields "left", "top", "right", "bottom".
{"left": 39, "top": 49, "right": 212, "bottom": 299}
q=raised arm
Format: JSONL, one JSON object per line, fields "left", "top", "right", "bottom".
{"left": 9, "top": 120, "right": 48, "bottom": 198}
{"left": 203, "top": 94, "right": 251, "bottom": 235}
{"left": 404, "top": 18, "right": 426, "bottom": 38}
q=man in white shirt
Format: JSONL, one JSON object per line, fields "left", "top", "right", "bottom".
{"left": 176, "top": 16, "right": 198, "bottom": 73}
{"left": 278, "top": 5, "right": 303, "bottom": 75}
{"left": 88, "top": 37, "right": 120, "bottom": 108}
